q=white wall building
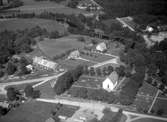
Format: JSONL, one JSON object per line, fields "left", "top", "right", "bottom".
{"left": 33, "top": 56, "right": 58, "bottom": 71}
{"left": 68, "top": 50, "right": 80, "bottom": 60}
{"left": 102, "top": 71, "right": 118, "bottom": 92}
{"left": 96, "top": 42, "right": 107, "bottom": 52}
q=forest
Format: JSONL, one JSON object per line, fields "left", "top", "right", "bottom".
{"left": 95, "top": 0, "right": 167, "bottom": 18}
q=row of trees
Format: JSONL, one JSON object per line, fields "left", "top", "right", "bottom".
{"left": 68, "top": 87, "right": 117, "bottom": 104}
{"left": 83, "top": 65, "right": 114, "bottom": 77}
{"left": 6, "top": 85, "right": 40, "bottom": 101}
{"left": 95, "top": 0, "right": 167, "bottom": 18}
{"left": 54, "top": 65, "right": 84, "bottom": 94}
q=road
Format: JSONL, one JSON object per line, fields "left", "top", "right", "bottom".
{"left": 91, "top": 58, "right": 118, "bottom": 68}
{"left": 36, "top": 96, "right": 167, "bottom": 122}
{"left": 0, "top": 71, "right": 65, "bottom": 95}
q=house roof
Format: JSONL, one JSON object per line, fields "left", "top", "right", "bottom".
{"left": 107, "top": 71, "right": 118, "bottom": 84}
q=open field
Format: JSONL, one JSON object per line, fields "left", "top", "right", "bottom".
{"left": 35, "top": 81, "right": 55, "bottom": 99}
{"left": 0, "top": 18, "right": 66, "bottom": 33}
{"left": 38, "top": 36, "right": 85, "bottom": 58}
{"left": 0, "top": 100, "right": 79, "bottom": 122}
{"left": 73, "top": 75, "right": 105, "bottom": 89}
{"left": 8, "top": 1, "right": 88, "bottom": 15}
{"left": 58, "top": 59, "right": 94, "bottom": 70}
{"left": 132, "top": 82, "right": 157, "bottom": 113}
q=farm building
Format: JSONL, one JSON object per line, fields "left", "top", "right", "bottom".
{"left": 68, "top": 50, "right": 80, "bottom": 60}
{"left": 96, "top": 42, "right": 107, "bottom": 52}
{"left": 33, "top": 56, "right": 58, "bottom": 71}
{"left": 102, "top": 71, "right": 118, "bottom": 92}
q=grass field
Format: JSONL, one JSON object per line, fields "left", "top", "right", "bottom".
{"left": 9, "top": 1, "right": 88, "bottom": 15}
{"left": 0, "top": 100, "right": 79, "bottom": 122}
{"left": 38, "top": 35, "right": 85, "bottom": 58}
{"left": 35, "top": 81, "right": 55, "bottom": 99}
{"left": 73, "top": 75, "right": 104, "bottom": 89}
{"left": 58, "top": 59, "right": 94, "bottom": 70}
{"left": 0, "top": 18, "right": 66, "bottom": 33}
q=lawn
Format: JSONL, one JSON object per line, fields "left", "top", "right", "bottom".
{"left": 38, "top": 35, "right": 85, "bottom": 58}
{"left": 0, "top": 100, "right": 79, "bottom": 122}
{"left": 0, "top": 18, "right": 66, "bottom": 33}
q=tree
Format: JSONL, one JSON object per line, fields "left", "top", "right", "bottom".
{"left": 67, "top": 0, "right": 79, "bottom": 8}
{"left": 115, "top": 65, "right": 125, "bottom": 77}
{"left": 0, "top": 0, "right": 3, "bottom": 6}
{"left": 102, "top": 67, "right": 108, "bottom": 76}
{"left": 6, "top": 61, "right": 17, "bottom": 75}
{"left": 0, "top": 107, "right": 8, "bottom": 116}
{"left": 96, "top": 68, "right": 102, "bottom": 76}
{"left": 107, "top": 66, "right": 113, "bottom": 74}
{"left": 54, "top": 71, "right": 73, "bottom": 95}
{"left": 70, "top": 65, "right": 84, "bottom": 81}
{"left": 7, "top": 87, "right": 17, "bottom": 101}
{"left": 24, "top": 85, "right": 34, "bottom": 97}
{"left": 156, "top": 109, "right": 164, "bottom": 116}
{"left": 0, "top": 69, "right": 4, "bottom": 78}
{"left": 49, "top": 31, "right": 60, "bottom": 39}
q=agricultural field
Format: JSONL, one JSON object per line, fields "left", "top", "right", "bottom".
{"left": 38, "top": 35, "right": 85, "bottom": 58}
{"left": 0, "top": 18, "right": 66, "bottom": 33}
{"left": 73, "top": 75, "right": 105, "bottom": 89}
{"left": 132, "top": 82, "right": 157, "bottom": 113}
{"left": 9, "top": 1, "right": 88, "bottom": 15}
{"left": 0, "top": 100, "right": 79, "bottom": 122}
{"left": 81, "top": 51, "right": 114, "bottom": 63}
{"left": 151, "top": 93, "right": 167, "bottom": 117}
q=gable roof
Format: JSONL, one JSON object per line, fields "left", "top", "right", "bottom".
{"left": 107, "top": 71, "right": 118, "bottom": 84}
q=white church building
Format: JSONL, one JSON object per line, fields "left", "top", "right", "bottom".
{"left": 102, "top": 71, "right": 118, "bottom": 92}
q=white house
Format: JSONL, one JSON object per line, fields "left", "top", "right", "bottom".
{"left": 68, "top": 50, "right": 80, "bottom": 60}
{"left": 33, "top": 56, "right": 58, "bottom": 71}
{"left": 96, "top": 42, "right": 107, "bottom": 52}
{"left": 102, "top": 71, "right": 118, "bottom": 92}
